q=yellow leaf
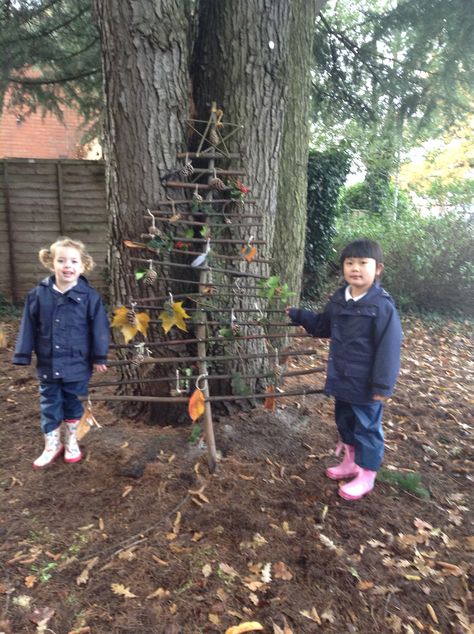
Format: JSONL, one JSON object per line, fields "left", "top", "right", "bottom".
{"left": 159, "top": 300, "right": 190, "bottom": 334}
{"left": 123, "top": 239, "right": 146, "bottom": 248}
{"left": 110, "top": 583, "right": 137, "bottom": 598}
{"left": 111, "top": 306, "right": 150, "bottom": 343}
{"left": 273, "top": 561, "right": 293, "bottom": 581}
{"left": 188, "top": 388, "right": 205, "bottom": 422}
{"left": 225, "top": 622, "right": 264, "bottom": 634}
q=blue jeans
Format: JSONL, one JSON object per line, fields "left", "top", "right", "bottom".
{"left": 335, "top": 399, "right": 384, "bottom": 471}
{"left": 39, "top": 380, "right": 88, "bottom": 434}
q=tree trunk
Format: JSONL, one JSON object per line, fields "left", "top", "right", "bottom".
{"left": 273, "top": 1, "right": 327, "bottom": 302}
{"left": 93, "top": 0, "right": 193, "bottom": 415}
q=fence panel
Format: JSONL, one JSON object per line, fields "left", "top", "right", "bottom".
{"left": 0, "top": 159, "right": 107, "bottom": 302}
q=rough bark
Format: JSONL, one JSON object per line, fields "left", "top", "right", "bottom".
{"left": 191, "top": 0, "right": 292, "bottom": 387}
{"left": 273, "top": 0, "right": 328, "bottom": 302}
{"left": 93, "top": 0, "right": 192, "bottom": 414}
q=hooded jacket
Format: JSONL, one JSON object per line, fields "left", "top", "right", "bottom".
{"left": 288, "top": 282, "right": 402, "bottom": 403}
{"left": 13, "top": 275, "right": 109, "bottom": 382}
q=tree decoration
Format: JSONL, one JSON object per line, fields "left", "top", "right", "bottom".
{"left": 111, "top": 305, "right": 150, "bottom": 344}
{"left": 131, "top": 342, "right": 151, "bottom": 367}
{"left": 188, "top": 374, "right": 208, "bottom": 422}
{"left": 178, "top": 154, "right": 194, "bottom": 178}
{"left": 159, "top": 294, "right": 191, "bottom": 334}
{"left": 191, "top": 238, "right": 211, "bottom": 267}
{"left": 229, "top": 178, "right": 249, "bottom": 200}
{"left": 143, "top": 260, "right": 158, "bottom": 286}
{"left": 241, "top": 236, "right": 257, "bottom": 263}
{"left": 147, "top": 209, "right": 162, "bottom": 236}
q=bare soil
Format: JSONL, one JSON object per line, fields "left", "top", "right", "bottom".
{"left": 0, "top": 317, "right": 472, "bottom": 634}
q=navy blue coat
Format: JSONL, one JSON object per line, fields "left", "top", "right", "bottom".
{"left": 13, "top": 275, "right": 110, "bottom": 382}
{"left": 288, "top": 282, "right": 402, "bottom": 404}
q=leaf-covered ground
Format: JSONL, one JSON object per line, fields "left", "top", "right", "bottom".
{"left": 0, "top": 317, "right": 472, "bottom": 634}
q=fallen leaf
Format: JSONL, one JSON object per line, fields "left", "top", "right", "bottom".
{"left": 188, "top": 388, "right": 205, "bottom": 422}
{"left": 357, "top": 580, "right": 374, "bottom": 591}
{"left": 111, "top": 583, "right": 138, "bottom": 598}
{"left": 146, "top": 587, "right": 170, "bottom": 600}
{"left": 300, "top": 607, "right": 321, "bottom": 625}
{"left": 202, "top": 564, "right": 212, "bottom": 578}
{"left": 426, "top": 603, "right": 439, "bottom": 624}
{"left": 273, "top": 561, "right": 293, "bottom": 581}
{"left": 122, "top": 485, "right": 133, "bottom": 498}
{"left": 24, "top": 575, "right": 36, "bottom": 588}
{"left": 219, "top": 563, "right": 239, "bottom": 578}
{"left": 208, "top": 613, "right": 220, "bottom": 625}
{"left": 27, "top": 606, "right": 55, "bottom": 625}
{"left": 225, "top": 622, "right": 263, "bottom": 634}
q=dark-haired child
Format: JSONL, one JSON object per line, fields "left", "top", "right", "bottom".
{"left": 287, "top": 238, "right": 402, "bottom": 500}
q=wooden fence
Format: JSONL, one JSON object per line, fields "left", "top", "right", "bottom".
{"left": 0, "top": 159, "right": 108, "bottom": 302}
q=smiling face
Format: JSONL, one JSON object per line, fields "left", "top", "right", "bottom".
{"left": 52, "top": 246, "right": 84, "bottom": 291}
{"left": 343, "top": 256, "right": 384, "bottom": 297}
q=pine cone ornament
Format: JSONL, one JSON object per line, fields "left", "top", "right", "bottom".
{"left": 144, "top": 268, "right": 158, "bottom": 286}
{"left": 148, "top": 224, "right": 162, "bottom": 236}
{"left": 209, "top": 176, "right": 226, "bottom": 190}
{"left": 179, "top": 160, "right": 194, "bottom": 178}
{"left": 127, "top": 309, "right": 138, "bottom": 326}
{"left": 131, "top": 353, "right": 144, "bottom": 367}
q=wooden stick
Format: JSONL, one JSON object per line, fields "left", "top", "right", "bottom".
{"left": 168, "top": 249, "right": 271, "bottom": 264}
{"left": 148, "top": 217, "right": 263, "bottom": 228}
{"left": 129, "top": 258, "right": 267, "bottom": 278}
{"left": 164, "top": 181, "right": 232, "bottom": 191}
{"left": 187, "top": 168, "right": 246, "bottom": 176}
{"left": 109, "top": 331, "right": 310, "bottom": 349}
{"left": 149, "top": 200, "right": 257, "bottom": 208}
{"left": 108, "top": 349, "right": 319, "bottom": 367}
{"left": 90, "top": 366, "right": 325, "bottom": 388}
{"left": 134, "top": 277, "right": 259, "bottom": 290}
{"left": 85, "top": 388, "right": 324, "bottom": 404}
{"left": 176, "top": 152, "right": 241, "bottom": 159}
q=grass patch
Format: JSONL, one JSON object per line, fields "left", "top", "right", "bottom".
{"left": 378, "top": 469, "right": 430, "bottom": 499}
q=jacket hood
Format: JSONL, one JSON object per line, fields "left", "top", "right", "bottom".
{"left": 40, "top": 274, "right": 91, "bottom": 292}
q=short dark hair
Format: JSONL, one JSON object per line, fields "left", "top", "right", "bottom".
{"left": 340, "top": 238, "right": 383, "bottom": 267}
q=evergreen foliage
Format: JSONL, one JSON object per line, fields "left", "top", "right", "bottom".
{"left": 377, "top": 468, "right": 430, "bottom": 500}
{"left": 331, "top": 210, "right": 474, "bottom": 316}
{"left": 303, "top": 148, "right": 350, "bottom": 299}
{"left": 0, "top": 0, "right": 101, "bottom": 140}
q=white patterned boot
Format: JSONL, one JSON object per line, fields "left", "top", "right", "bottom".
{"left": 33, "top": 428, "right": 64, "bottom": 469}
{"left": 64, "top": 419, "right": 82, "bottom": 463}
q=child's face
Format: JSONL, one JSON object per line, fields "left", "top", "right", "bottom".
{"left": 343, "top": 257, "right": 383, "bottom": 296}
{"left": 52, "top": 246, "right": 84, "bottom": 288}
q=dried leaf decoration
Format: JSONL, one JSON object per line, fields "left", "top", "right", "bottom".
{"left": 111, "top": 306, "right": 150, "bottom": 344}
{"left": 241, "top": 244, "right": 257, "bottom": 263}
{"left": 159, "top": 301, "right": 190, "bottom": 334}
{"left": 263, "top": 385, "right": 277, "bottom": 411}
{"left": 188, "top": 388, "right": 205, "bottom": 422}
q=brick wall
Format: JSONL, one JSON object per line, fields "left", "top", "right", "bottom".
{"left": 0, "top": 103, "right": 86, "bottom": 160}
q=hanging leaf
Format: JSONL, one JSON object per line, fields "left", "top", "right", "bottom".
{"left": 188, "top": 388, "right": 205, "bottom": 422}
{"left": 111, "top": 306, "right": 150, "bottom": 344}
{"left": 264, "top": 386, "right": 277, "bottom": 411}
{"left": 134, "top": 267, "right": 147, "bottom": 280}
{"left": 241, "top": 245, "right": 257, "bottom": 263}
{"left": 123, "top": 239, "right": 146, "bottom": 249}
{"left": 159, "top": 301, "right": 190, "bottom": 334}
{"left": 191, "top": 252, "right": 208, "bottom": 268}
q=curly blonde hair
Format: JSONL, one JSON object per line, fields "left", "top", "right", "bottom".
{"left": 38, "top": 237, "right": 95, "bottom": 273}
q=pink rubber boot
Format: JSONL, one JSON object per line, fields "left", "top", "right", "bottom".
{"left": 325, "top": 442, "right": 359, "bottom": 480}
{"left": 64, "top": 419, "right": 82, "bottom": 463}
{"left": 339, "top": 468, "right": 377, "bottom": 500}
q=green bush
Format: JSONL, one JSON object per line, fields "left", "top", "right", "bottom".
{"left": 337, "top": 180, "right": 415, "bottom": 219}
{"left": 330, "top": 211, "right": 474, "bottom": 316}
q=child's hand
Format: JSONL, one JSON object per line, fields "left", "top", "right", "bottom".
{"left": 372, "top": 394, "right": 386, "bottom": 401}
{"left": 285, "top": 306, "right": 294, "bottom": 316}
{"left": 94, "top": 363, "right": 108, "bottom": 373}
